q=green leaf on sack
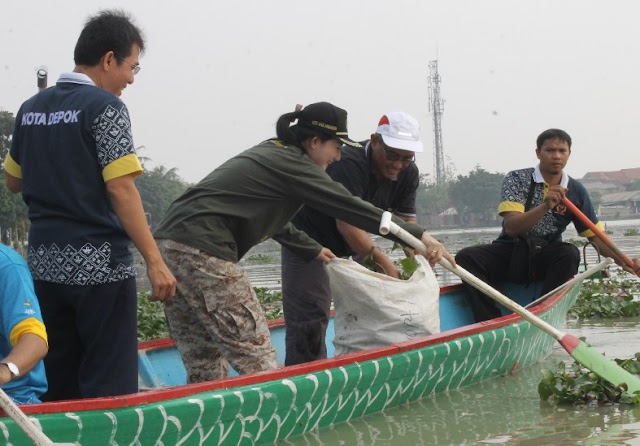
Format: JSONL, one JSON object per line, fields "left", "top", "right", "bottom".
{"left": 399, "top": 256, "right": 420, "bottom": 279}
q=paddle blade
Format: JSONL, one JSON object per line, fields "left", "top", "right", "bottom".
{"left": 560, "top": 334, "right": 640, "bottom": 393}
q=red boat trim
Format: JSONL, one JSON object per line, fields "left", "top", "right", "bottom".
{"left": 16, "top": 283, "right": 572, "bottom": 415}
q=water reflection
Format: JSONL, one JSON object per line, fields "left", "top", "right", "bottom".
{"left": 566, "top": 318, "right": 640, "bottom": 360}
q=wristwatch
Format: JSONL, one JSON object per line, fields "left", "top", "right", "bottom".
{"left": 0, "top": 361, "right": 20, "bottom": 380}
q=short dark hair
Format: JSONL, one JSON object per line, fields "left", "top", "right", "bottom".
{"left": 536, "top": 128, "right": 572, "bottom": 150}
{"left": 74, "top": 9, "right": 145, "bottom": 66}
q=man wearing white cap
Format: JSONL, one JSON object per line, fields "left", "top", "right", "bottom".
{"left": 281, "top": 111, "right": 424, "bottom": 366}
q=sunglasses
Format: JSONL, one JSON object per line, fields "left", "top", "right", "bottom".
{"left": 378, "top": 137, "right": 415, "bottom": 164}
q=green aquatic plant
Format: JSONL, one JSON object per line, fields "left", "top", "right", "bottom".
{"left": 566, "top": 237, "right": 588, "bottom": 247}
{"left": 569, "top": 271, "right": 640, "bottom": 319}
{"left": 137, "top": 287, "right": 285, "bottom": 341}
{"left": 137, "top": 291, "right": 170, "bottom": 341}
{"left": 623, "top": 228, "right": 640, "bottom": 236}
{"left": 254, "top": 287, "right": 284, "bottom": 320}
{"left": 539, "top": 352, "right": 640, "bottom": 405}
{"left": 397, "top": 256, "right": 420, "bottom": 280}
{"left": 245, "top": 253, "right": 277, "bottom": 264}
{"left": 360, "top": 243, "right": 421, "bottom": 280}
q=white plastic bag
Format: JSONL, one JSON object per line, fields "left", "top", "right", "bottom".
{"left": 327, "top": 255, "right": 440, "bottom": 356}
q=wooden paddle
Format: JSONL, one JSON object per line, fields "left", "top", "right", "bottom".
{"left": 562, "top": 197, "right": 636, "bottom": 269}
{"left": 379, "top": 211, "right": 640, "bottom": 393}
{"left": 0, "top": 388, "right": 74, "bottom": 445}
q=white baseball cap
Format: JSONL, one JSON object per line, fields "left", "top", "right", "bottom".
{"left": 376, "top": 112, "right": 424, "bottom": 153}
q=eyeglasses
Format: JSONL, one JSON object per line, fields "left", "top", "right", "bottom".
{"left": 118, "top": 57, "right": 141, "bottom": 75}
{"left": 378, "top": 138, "right": 415, "bottom": 164}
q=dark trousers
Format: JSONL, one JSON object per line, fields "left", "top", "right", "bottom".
{"left": 455, "top": 241, "right": 580, "bottom": 322}
{"left": 35, "top": 278, "right": 139, "bottom": 401}
{"left": 281, "top": 247, "right": 332, "bottom": 366}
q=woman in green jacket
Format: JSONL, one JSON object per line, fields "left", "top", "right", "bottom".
{"left": 154, "top": 102, "right": 454, "bottom": 383}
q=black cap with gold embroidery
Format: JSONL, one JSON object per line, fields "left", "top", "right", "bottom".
{"left": 296, "top": 102, "right": 362, "bottom": 148}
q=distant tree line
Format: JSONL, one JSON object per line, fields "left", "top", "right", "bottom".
{"left": 135, "top": 164, "right": 189, "bottom": 229}
{"left": 416, "top": 166, "right": 505, "bottom": 227}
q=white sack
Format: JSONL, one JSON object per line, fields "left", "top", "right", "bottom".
{"left": 327, "top": 255, "right": 440, "bottom": 356}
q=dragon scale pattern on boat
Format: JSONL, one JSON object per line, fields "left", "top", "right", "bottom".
{"left": 0, "top": 286, "right": 578, "bottom": 445}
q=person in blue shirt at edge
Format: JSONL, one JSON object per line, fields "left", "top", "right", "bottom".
{"left": 4, "top": 10, "right": 176, "bottom": 401}
{"left": 455, "top": 128, "right": 640, "bottom": 323}
{"left": 282, "top": 111, "right": 424, "bottom": 366}
{"left": 0, "top": 244, "right": 48, "bottom": 404}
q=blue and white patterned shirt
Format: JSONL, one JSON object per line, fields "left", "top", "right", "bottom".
{"left": 496, "top": 165, "right": 603, "bottom": 243}
{"left": 6, "top": 73, "right": 142, "bottom": 285}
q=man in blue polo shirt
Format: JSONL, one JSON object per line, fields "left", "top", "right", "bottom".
{"left": 456, "top": 128, "right": 640, "bottom": 322}
{"left": 281, "top": 111, "right": 423, "bottom": 365}
{"left": 0, "top": 244, "right": 48, "bottom": 404}
{"left": 4, "top": 10, "right": 176, "bottom": 401}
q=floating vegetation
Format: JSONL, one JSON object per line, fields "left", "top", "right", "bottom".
{"left": 566, "top": 237, "right": 588, "bottom": 247}
{"left": 255, "top": 287, "right": 284, "bottom": 320}
{"left": 137, "top": 287, "right": 285, "bottom": 341}
{"left": 137, "top": 291, "right": 170, "bottom": 341}
{"left": 467, "top": 236, "right": 487, "bottom": 245}
{"left": 542, "top": 272, "right": 640, "bottom": 405}
{"left": 539, "top": 352, "right": 640, "bottom": 406}
{"left": 245, "top": 253, "right": 278, "bottom": 264}
{"left": 569, "top": 271, "right": 640, "bottom": 319}
{"left": 624, "top": 228, "right": 640, "bottom": 236}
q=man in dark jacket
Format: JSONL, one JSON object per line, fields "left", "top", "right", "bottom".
{"left": 282, "top": 111, "right": 425, "bottom": 365}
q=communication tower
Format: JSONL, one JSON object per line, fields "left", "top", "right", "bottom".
{"left": 428, "top": 60, "right": 446, "bottom": 184}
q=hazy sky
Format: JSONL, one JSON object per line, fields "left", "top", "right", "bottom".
{"left": 2, "top": 0, "right": 639, "bottom": 184}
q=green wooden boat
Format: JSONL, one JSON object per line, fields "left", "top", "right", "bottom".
{"left": 0, "top": 281, "right": 580, "bottom": 445}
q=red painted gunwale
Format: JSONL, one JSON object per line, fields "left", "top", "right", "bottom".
{"left": 12, "top": 283, "right": 570, "bottom": 416}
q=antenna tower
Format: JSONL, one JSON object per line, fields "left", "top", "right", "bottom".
{"left": 428, "top": 60, "right": 445, "bottom": 184}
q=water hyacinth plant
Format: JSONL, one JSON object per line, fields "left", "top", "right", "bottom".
{"left": 539, "top": 270, "right": 640, "bottom": 405}
{"left": 137, "top": 291, "right": 170, "bottom": 341}
{"left": 137, "top": 287, "right": 285, "bottom": 341}
{"left": 539, "top": 353, "right": 640, "bottom": 406}
{"left": 254, "top": 287, "right": 284, "bottom": 320}
{"left": 569, "top": 271, "right": 640, "bottom": 319}
{"left": 361, "top": 242, "right": 421, "bottom": 280}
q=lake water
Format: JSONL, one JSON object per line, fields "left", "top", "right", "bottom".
{"left": 238, "top": 219, "right": 640, "bottom": 445}
{"left": 275, "top": 318, "right": 640, "bottom": 446}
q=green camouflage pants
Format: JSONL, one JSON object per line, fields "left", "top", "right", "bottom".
{"left": 158, "top": 239, "right": 277, "bottom": 383}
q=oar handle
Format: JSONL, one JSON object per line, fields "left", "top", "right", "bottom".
{"left": 379, "top": 212, "right": 565, "bottom": 340}
{"left": 0, "top": 388, "right": 54, "bottom": 445}
{"left": 562, "top": 197, "right": 635, "bottom": 269}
